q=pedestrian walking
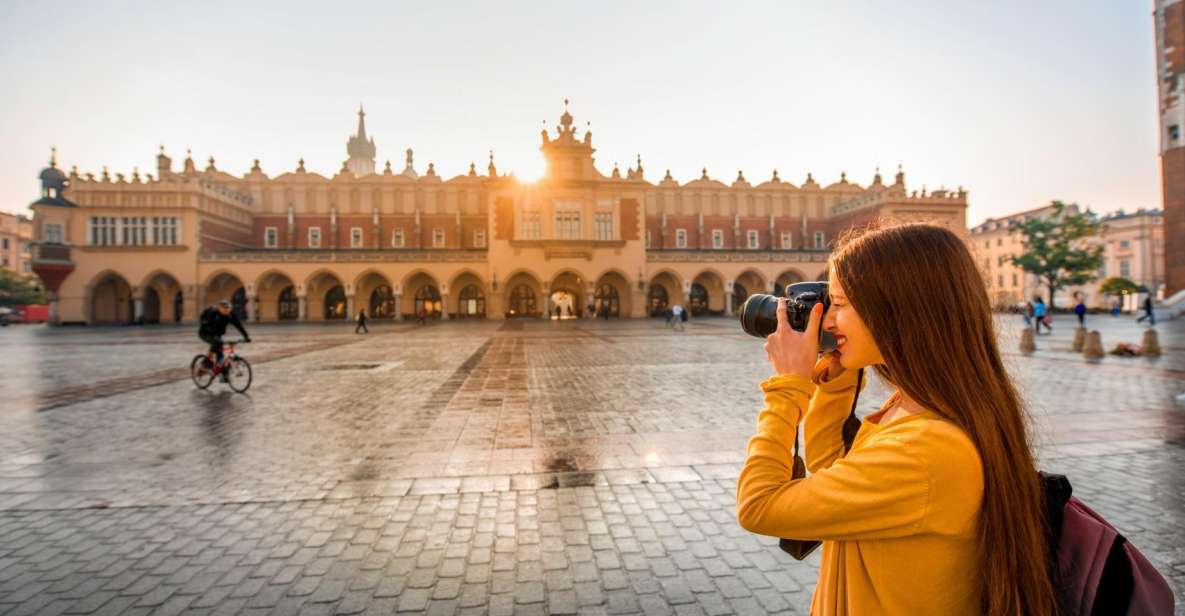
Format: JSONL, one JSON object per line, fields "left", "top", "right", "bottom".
{"left": 664, "top": 306, "right": 674, "bottom": 328}
{"left": 1136, "top": 295, "right": 1156, "bottom": 326}
{"left": 416, "top": 306, "right": 427, "bottom": 326}
{"left": 355, "top": 309, "right": 369, "bottom": 334}
{"left": 1111, "top": 298, "right": 1121, "bottom": 317}
{"left": 671, "top": 304, "right": 685, "bottom": 331}
{"left": 587, "top": 302, "right": 596, "bottom": 320}
{"left": 1073, "top": 293, "right": 1086, "bottom": 328}
{"left": 1032, "top": 296, "right": 1051, "bottom": 335}
{"left": 1023, "top": 301, "right": 1033, "bottom": 327}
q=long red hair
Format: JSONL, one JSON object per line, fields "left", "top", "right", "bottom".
{"left": 831, "top": 222, "right": 1057, "bottom": 616}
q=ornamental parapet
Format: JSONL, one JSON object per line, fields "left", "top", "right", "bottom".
{"left": 646, "top": 250, "right": 829, "bottom": 263}
{"left": 200, "top": 249, "right": 488, "bottom": 263}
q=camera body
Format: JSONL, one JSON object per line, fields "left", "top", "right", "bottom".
{"left": 738, "top": 281, "right": 837, "bottom": 352}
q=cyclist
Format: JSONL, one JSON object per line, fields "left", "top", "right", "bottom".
{"left": 199, "top": 300, "right": 250, "bottom": 376}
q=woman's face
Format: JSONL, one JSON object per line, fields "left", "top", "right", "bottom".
{"left": 823, "top": 274, "right": 885, "bottom": 370}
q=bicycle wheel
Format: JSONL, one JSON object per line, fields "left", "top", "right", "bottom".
{"left": 190, "top": 355, "right": 215, "bottom": 389}
{"left": 225, "top": 357, "right": 253, "bottom": 393}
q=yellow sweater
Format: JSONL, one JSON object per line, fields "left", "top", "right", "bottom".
{"left": 736, "top": 367, "right": 984, "bottom": 615}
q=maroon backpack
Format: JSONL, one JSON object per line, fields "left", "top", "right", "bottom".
{"left": 1041, "top": 473, "right": 1175, "bottom": 615}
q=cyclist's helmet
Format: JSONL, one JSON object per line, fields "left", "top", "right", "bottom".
{"left": 217, "top": 300, "right": 231, "bottom": 308}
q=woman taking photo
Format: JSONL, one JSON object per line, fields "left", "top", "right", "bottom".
{"left": 737, "top": 223, "right": 1056, "bottom": 615}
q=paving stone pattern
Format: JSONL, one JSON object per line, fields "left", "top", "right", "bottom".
{"left": 0, "top": 315, "right": 1182, "bottom": 614}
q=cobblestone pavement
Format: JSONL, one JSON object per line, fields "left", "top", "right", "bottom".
{"left": 1, "top": 314, "right": 1182, "bottom": 614}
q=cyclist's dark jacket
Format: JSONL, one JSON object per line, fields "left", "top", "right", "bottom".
{"left": 199, "top": 307, "right": 248, "bottom": 339}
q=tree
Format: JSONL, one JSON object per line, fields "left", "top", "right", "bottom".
{"left": 1098, "top": 276, "right": 1139, "bottom": 296}
{"left": 1009, "top": 201, "right": 1104, "bottom": 308}
{"left": 0, "top": 269, "right": 44, "bottom": 307}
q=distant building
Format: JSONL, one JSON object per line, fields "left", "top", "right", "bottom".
{"left": 969, "top": 205, "right": 1164, "bottom": 310}
{"left": 1154, "top": 0, "right": 1185, "bottom": 295}
{"left": 28, "top": 103, "right": 967, "bottom": 325}
{"left": 0, "top": 209, "right": 34, "bottom": 274}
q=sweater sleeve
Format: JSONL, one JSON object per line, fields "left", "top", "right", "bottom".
{"left": 803, "top": 366, "right": 864, "bottom": 473}
{"left": 736, "top": 374, "right": 931, "bottom": 542}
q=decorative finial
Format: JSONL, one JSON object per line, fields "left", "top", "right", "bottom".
{"left": 251, "top": 158, "right": 261, "bottom": 172}
{"left": 664, "top": 169, "right": 673, "bottom": 181}
{"left": 736, "top": 170, "right": 745, "bottom": 183}
{"left": 701, "top": 167, "right": 709, "bottom": 180}
{"left": 772, "top": 169, "right": 780, "bottom": 181}
{"left": 487, "top": 150, "right": 497, "bottom": 176}
{"left": 206, "top": 156, "right": 216, "bottom": 171}
{"left": 426, "top": 162, "right": 436, "bottom": 176}
{"left": 806, "top": 172, "right": 815, "bottom": 184}
{"left": 840, "top": 171, "right": 847, "bottom": 182}
{"left": 612, "top": 163, "right": 621, "bottom": 179}
{"left": 132, "top": 167, "right": 141, "bottom": 182}
{"left": 297, "top": 157, "right": 306, "bottom": 172}
{"left": 49, "top": 146, "right": 57, "bottom": 167}
{"left": 469, "top": 162, "right": 477, "bottom": 177}
{"left": 564, "top": 98, "right": 569, "bottom": 110}
{"left": 101, "top": 166, "right": 110, "bottom": 182}
{"left": 383, "top": 160, "right": 392, "bottom": 175}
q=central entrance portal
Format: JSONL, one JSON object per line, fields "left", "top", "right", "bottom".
{"left": 549, "top": 272, "right": 584, "bottom": 319}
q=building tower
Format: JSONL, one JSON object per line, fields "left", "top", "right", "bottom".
{"left": 346, "top": 105, "right": 377, "bottom": 177}
{"left": 1154, "top": 1, "right": 1185, "bottom": 295}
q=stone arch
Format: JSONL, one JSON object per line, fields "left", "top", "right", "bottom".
{"left": 87, "top": 270, "right": 133, "bottom": 325}
{"left": 733, "top": 269, "right": 767, "bottom": 315}
{"left": 549, "top": 269, "right": 588, "bottom": 319}
{"left": 403, "top": 271, "right": 442, "bottom": 320}
{"left": 354, "top": 269, "right": 395, "bottom": 320}
{"left": 450, "top": 270, "right": 486, "bottom": 319}
{"left": 141, "top": 270, "right": 183, "bottom": 323}
{"left": 593, "top": 270, "right": 632, "bottom": 318}
{"left": 503, "top": 270, "right": 543, "bottom": 318}
{"left": 205, "top": 271, "right": 247, "bottom": 320}
{"left": 647, "top": 269, "right": 683, "bottom": 316}
{"left": 691, "top": 270, "right": 726, "bottom": 316}
{"left": 306, "top": 270, "right": 346, "bottom": 320}
{"left": 256, "top": 270, "right": 297, "bottom": 321}
{"left": 774, "top": 268, "right": 808, "bottom": 296}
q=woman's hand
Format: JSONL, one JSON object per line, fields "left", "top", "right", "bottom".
{"left": 763, "top": 299, "right": 824, "bottom": 379}
{"left": 813, "top": 350, "right": 846, "bottom": 384}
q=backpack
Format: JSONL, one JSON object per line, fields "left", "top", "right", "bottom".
{"left": 1041, "top": 473, "right": 1175, "bottom": 615}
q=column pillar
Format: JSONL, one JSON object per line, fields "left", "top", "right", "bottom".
{"left": 725, "top": 291, "right": 734, "bottom": 315}
{"left": 346, "top": 296, "right": 355, "bottom": 320}
{"left": 248, "top": 297, "right": 259, "bottom": 322}
{"left": 393, "top": 294, "right": 403, "bottom": 321}
{"left": 543, "top": 291, "right": 552, "bottom": 320}
{"left": 440, "top": 294, "right": 450, "bottom": 320}
{"left": 47, "top": 290, "right": 60, "bottom": 325}
{"left": 133, "top": 287, "right": 144, "bottom": 323}
{"left": 298, "top": 295, "right": 308, "bottom": 321}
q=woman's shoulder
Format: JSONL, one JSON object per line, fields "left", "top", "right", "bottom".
{"left": 878, "top": 415, "right": 982, "bottom": 476}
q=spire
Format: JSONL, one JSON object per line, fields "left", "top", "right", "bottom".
{"left": 346, "top": 105, "right": 377, "bottom": 176}
{"left": 401, "top": 148, "right": 417, "bottom": 179}
{"left": 487, "top": 150, "right": 497, "bottom": 177}
{"left": 49, "top": 146, "right": 57, "bottom": 167}
{"left": 356, "top": 104, "right": 367, "bottom": 141}
{"left": 772, "top": 169, "right": 780, "bottom": 182}
{"left": 635, "top": 154, "right": 644, "bottom": 177}
{"left": 895, "top": 163, "right": 905, "bottom": 186}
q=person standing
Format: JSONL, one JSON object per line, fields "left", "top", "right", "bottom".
{"left": 671, "top": 304, "right": 685, "bottom": 331}
{"left": 416, "top": 306, "right": 427, "bottom": 326}
{"left": 1073, "top": 293, "right": 1086, "bottom": 328}
{"left": 1032, "top": 296, "right": 1051, "bottom": 335}
{"left": 1023, "top": 301, "right": 1034, "bottom": 327}
{"left": 1111, "top": 297, "right": 1121, "bottom": 317}
{"left": 1136, "top": 294, "right": 1156, "bottom": 326}
{"left": 355, "top": 309, "right": 369, "bottom": 334}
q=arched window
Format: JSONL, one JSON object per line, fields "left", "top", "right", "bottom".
{"left": 370, "top": 285, "right": 395, "bottom": 318}
{"left": 324, "top": 285, "right": 347, "bottom": 319}
{"left": 508, "top": 284, "right": 537, "bottom": 318}
{"left": 278, "top": 286, "right": 299, "bottom": 320}
{"left": 594, "top": 284, "right": 620, "bottom": 317}
{"left": 648, "top": 284, "right": 669, "bottom": 316}
{"left": 414, "top": 285, "right": 442, "bottom": 318}
{"left": 457, "top": 284, "right": 485, "bottom": 318}
{"left": 689, "top": 283, "right": 709, "bottom": 316}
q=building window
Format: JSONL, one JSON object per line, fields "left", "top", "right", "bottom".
{"left": 121, "top": 217, "right": 147, "bottom": 246}
{"left": 1, "top": 238, "right": 6, "bottom": 250}
{"left": 90, "top": 216, "right": 116, "bottom": 246}
{"left": 45, "top": 223, "right": 63, "bottom": 244}
{"left": 747, "top": 229, "right": 759, "bottom": 249}
{"left": 997, "top": 275, "right": 1004, "bottom": 288}
{"left": 813, "top": 231, "right": 825, "bottom": 249}
{"left": 1011, "top": 273, "right": 1018, "bottom": 287}
{"left": 984, "top": 240, "right": 989, "bottom": 249}
{"left": 712, "top": 229, "right": 724, "bottom": 249}
{"left": 433, "top": 228, "right": 445, "bottom": 247}
{"left": 264, "top": 226, "right": 278, "bottom": 248}
{"left": 1119, "top": 259, "right": 1131, "bottom": 277}
{"left": 473, "top": 229, "right": 486, "bottom": 248}
{"left": 520, "top": 211, "right": 541, "bottom": 240}
{"left": 675, "top": 228, "right": 687, "bottom": 248}
{"left": 594, "top": 212, "right": 613, "bottom": 240}
{"left": 150, "top": 217, "right": 178, "bottom": 246}
{"left": 1119, "top": 239, "right": 1130, "bottom": 250}
{"left": 392, "top": 228, "right": 405, "bottom": 248}
{"left": 645, "top": 230, "right": 652, "bottom": 249}
{"left": 350, "top": 227, "right": 363, "bottom": 248}
{"left": 1171, "top": 124, "right": 1181, "bottom": 142}
{"left": 997, "top": 255, "right": 1005, "bottom": 267}
{"left": 308, "top": 226, "right": 321, "bottom": 248}
{"left": 554, "top": 207, "right": 581, "bottom": 239}
{"left": 996, "top": 237, "right": 1002, "bottom": 246}
{"left": 780, "top": 231, "right": 792, "bottom": 249}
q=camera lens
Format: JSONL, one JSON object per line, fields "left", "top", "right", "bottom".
{"left": 739, "top": 294, "right": 779, "bottom": 338}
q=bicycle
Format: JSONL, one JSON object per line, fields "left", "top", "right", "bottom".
{"left": 190, "top": 340, "right": 253, "bottom": 393}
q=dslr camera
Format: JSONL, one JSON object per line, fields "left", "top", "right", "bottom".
{"left": 738, "top": 281, "right": 837, "bottom": 352}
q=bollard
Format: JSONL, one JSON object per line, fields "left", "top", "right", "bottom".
{"left": 1083, "top": 330, "right": 1104, "bottom": 360}
{"left": 1071, "top": 327, "right": 1086, "bottom": 352}
{"left": 1141, "top": 328, "right": 1162, "bottom": 357}
{"left": 1020, "top": 328, "right": 1036, "bottom": 354}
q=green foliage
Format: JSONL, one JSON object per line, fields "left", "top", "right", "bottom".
{"left": 0, "top": 269, "right": 45, "bottom": 307}
{"left": 1009, "top": 201, "right": 1104, "bottom": 306}
{"left": 1098, "top": 276, "right": 1139, "bottom": 296}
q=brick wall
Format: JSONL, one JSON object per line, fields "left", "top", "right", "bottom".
{"left": 1163, "top": 147, "right": 1185, "bottom": 294}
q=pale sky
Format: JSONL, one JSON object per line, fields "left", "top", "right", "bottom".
{"left": 0, "top": 1, "right": 1159, "bottom": 226}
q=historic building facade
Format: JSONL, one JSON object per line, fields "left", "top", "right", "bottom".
{"left": 0, "top": 210, "right": 34, "bottom": 274}
{"left": 1155, "top": 0, "right": 1185, "bottom": 296}
{"left": 29, "top": 103, "right": 967, "bottom": 325}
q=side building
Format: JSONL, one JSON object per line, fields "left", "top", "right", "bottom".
{"left": 0, "top": 210, "right": 34, "bottom": 274}
{"left": 1155, "top": 0, "right": 1185, "bottom": 296}
{"left": 29, "top": 103, "right": 967, "bottom": 324}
